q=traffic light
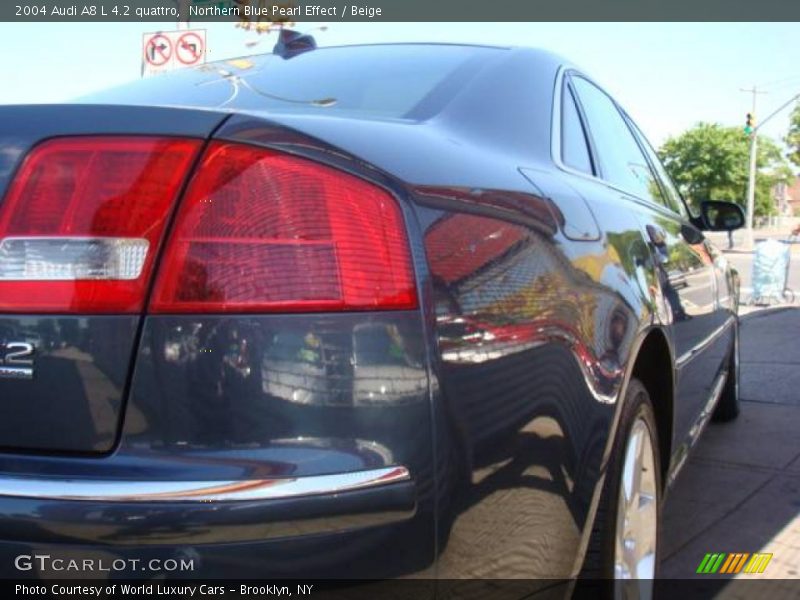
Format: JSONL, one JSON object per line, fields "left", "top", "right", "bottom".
{"left": 744, "top": 113, "right": 755, "bottom": 135}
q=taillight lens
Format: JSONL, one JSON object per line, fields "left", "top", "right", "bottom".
{"left": 150, "top": 142, "right": 417, "bottom": 313}
{"left": 0, "top": 137, "right": 201, "bottom": 313}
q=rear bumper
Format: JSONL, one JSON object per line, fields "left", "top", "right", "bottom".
{"left": 0, "top": 471, "right": 423, "bottom": 578}
{"left": 0, "top": 311, "right": 435, "bottom": 577}
{"left": 0, "top": 469, "right": 415, "bottom": 545}
{"left": 0, "top": 519, "right": 427, "bottom": 580}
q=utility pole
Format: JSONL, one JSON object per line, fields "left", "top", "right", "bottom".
{"left": 740, "top": 86, "right": 768, "bottom": 248}
{"left": 738, "top": 87, "right": 800, "bottom": 247}
{"left": 175, "top": 0, "right": 190, "bottom": 29}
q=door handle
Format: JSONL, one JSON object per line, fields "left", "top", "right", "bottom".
{"left": 647, "top": 224, "right": 667, "bottom": 247}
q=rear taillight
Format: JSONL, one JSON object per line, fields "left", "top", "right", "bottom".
{"left": 150, "top": 142, "right": 417, "bottom": 313}
{"left": 0, "top": 137, "right": 201, "bottom": 313}
{"left": 0, "top": 137, "right": 416, "bottom": 315}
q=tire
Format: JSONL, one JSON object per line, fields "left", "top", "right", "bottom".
{"left": 580, "top": 378, "right": 662, "bottom": 596}
{"left": 712, "top": 322, "right": 740, "bottom": 422}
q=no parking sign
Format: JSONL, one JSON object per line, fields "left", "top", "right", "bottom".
{"left": 142, "top": 29, "right": 207, "bottom": 77}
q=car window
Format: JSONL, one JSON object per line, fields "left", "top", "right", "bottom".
{"left": 627, "top": 118, "right": 690, "bottom": 219}
{"left": 561, "top": 84, "right": 593, "bottom": 175}
{"left": 570, "top": 77, "right": 664, "bottom": 205}
{"left": 84, "top": 45, "right": 501, "bottom": 121}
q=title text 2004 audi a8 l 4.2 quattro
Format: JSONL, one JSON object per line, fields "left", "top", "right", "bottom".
{"left": 0, "top": 39, "right": 744, "bottom": 590}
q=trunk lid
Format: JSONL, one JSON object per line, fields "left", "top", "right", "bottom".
{"left": 0, "top": 104, "right": 227, "bottom": 453}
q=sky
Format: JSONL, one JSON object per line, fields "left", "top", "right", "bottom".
{"left": 0, "top": 22, "right": 798, "bottom": 149}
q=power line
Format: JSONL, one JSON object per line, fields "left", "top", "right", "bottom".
{"left": 756, "top": 74, "right": 800, "bottom": 89}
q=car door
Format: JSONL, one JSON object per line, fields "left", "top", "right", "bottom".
{"left": 568, "top": 75, "right": 720, "bottom": 467}
{"left": 625, "top": 116, "right": 735, "bottom": 458}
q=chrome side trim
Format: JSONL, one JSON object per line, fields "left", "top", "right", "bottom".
{"left": 667, "top": 367, "right": 727, "bottom": 488}
{"left": 0, "top": 466, "right": 410, "bottom": 503}
{"left": 675, "top": 317, "right": 735, "bottom": 369}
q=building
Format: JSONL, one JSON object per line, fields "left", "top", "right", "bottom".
{"left": 774, "top": 177, "right": 800, "bottom": 216}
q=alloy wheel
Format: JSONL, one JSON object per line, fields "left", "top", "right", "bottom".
{"left": 613, "top": 417, "right": 658, "bottom": 585}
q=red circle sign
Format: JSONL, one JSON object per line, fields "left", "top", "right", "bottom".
{"left": 177, "top": 32, "right": 204, "bottom": 65}
{"left": 145, "top": 34, "right": 172, "bottom": 66}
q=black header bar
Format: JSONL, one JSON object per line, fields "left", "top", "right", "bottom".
{"left": 5, "top": 0, "right": 800, "bottom": 22}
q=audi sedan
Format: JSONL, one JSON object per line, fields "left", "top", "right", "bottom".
{"left": 0, "top": 41, "right": 743, "bottom": 591}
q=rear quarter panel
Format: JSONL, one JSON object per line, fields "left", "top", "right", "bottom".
{"left": 413, "top": 179, "right": 655, "bottom": 577}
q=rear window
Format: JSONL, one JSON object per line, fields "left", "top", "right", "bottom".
{"left": 83, "top": 44, "right": 502, "bottom": 120}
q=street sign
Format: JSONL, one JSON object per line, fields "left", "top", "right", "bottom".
{"left": 142, "top": 29, "right": 207, "bottom": 77}
{"left": 176, "top": 32, "right": 205, "bottom": 65}
{"left": 144, "top": 33, "right": 172, "bottom": 68}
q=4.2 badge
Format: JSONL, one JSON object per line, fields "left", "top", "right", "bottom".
{"left": 0, "top": 341, "right": 34, "bottom": 380}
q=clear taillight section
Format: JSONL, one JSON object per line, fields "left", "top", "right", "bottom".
{"left": 0, "top": 237, "right": 149, "bottom": 280}
{"left": 150, "top": 142, "right": 417, "bottom": 313}
{"left": 0, "top": 137, "right": 201, "bottom": 313}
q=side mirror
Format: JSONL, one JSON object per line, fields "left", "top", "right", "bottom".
{"left": 699, "top": 200, "right": 745, "bottom": 231}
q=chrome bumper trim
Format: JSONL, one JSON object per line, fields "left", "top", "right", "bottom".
{"left": 0, "top": 466, "right": 410, "bottom": 503}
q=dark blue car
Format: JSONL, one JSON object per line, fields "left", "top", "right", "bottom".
{"left": 0, "top": 42, "right": 743, "bottom": 591}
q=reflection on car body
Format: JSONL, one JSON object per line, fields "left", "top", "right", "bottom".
{"left": 0, "top": 43, "right": 743, "bottom": 585}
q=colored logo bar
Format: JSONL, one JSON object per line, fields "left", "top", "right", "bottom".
{"left": 696, "top": 552, "right": 773, "bottom": 574}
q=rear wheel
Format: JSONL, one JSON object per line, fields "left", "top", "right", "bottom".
{"left": 613, "top": 415, "right": 659, "bottom": 582}
{"left": 581, "top": 378, "right": 661, "bottom": 597}
{"left": 713, "top": 322, "right": 740, "bottom": 422}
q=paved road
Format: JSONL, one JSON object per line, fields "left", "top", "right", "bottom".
{"left": 662, "top": 308, "right": 800, "bottom": 583}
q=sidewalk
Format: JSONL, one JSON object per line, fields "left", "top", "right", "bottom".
{"left": 662, "top": 308, "right": 800, "bottom": 581}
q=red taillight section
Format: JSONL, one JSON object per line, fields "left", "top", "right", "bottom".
{"left": 0, "top": 137, "right": 416, "bottom": 315}
{"left": 0, "top": 137, "right": 201, "bottom": 313}
{"left": 150, "top": 142, "right": 417, "bottom": 313}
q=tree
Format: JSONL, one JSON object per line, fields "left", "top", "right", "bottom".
{"left": 658, "top": 122, "right": 792, "bottom": 217}
{"left": 787, "top": 102, "right": 800, "bottom": 169}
